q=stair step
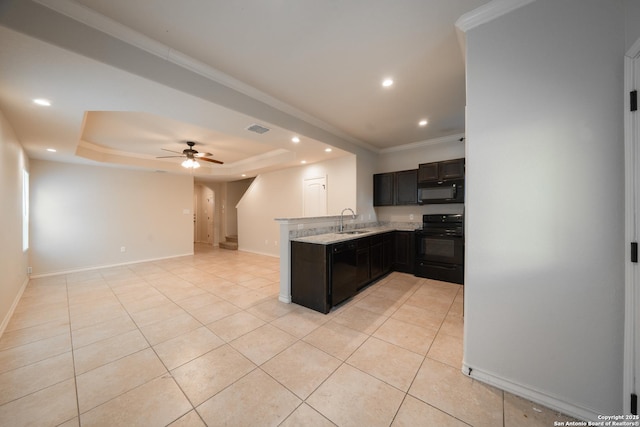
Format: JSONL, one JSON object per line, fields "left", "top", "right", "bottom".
{"left": 226, "top": 235, "right": 238, "bottom": 243}
{"left": 219, "top": 241, "right": 238, "bottom": 250}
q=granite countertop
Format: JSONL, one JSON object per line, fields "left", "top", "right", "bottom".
{"left": 291, "top": 225, "right": 416, "bottom": 245}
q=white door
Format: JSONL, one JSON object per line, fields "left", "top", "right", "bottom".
{"left": 624, "top": 38, "right": 640, "bottom": 415}
{"left": 193, "top": 191, "right": 198, "bottom": 243}
{"left": 303, "top": 176, "right": 327, "bottom": 217}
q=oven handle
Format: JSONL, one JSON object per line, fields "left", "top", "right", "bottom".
{"left": 416, "top": 233, "right": 464, "bottom": 238}
{"left": 418, "top": 262, "right": 460, "bottom": 271}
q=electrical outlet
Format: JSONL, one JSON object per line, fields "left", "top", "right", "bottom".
{"left": 27, "top": 266, "right": 32, "bottom": 274}
{"left": 120, "top": 246, "right": 126, "bottom": 253}
{"left": 409, "top": 214, "right": 414, "bottom": 220}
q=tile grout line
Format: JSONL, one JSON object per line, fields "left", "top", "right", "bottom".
{"left": 65, "top": 274, "right": 82, "bottom": 427}
{"left": 104, "top": 267, "right": 202, "bottom": 425}
{"left": 259, "top": 275, "right": 429, "bottom": 427}
{"left": 397, "top": 283, "right": 471, "bottom": 426}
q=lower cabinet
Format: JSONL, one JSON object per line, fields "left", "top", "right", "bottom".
{"left": 393, "top": 231, "right": 415, "bottom": 274}
{"left": 383, "top": 232, "right": 394, "bottom": 272}
{"left": 355, "top": 239, "right": 370, "bottom": 289}
{"left": 368, "top": 235, "right": 383, "bottom": 283}
{"left": 291, "top": 241, "right": 331, "bottom": 314}
{"left": 291, "top": 231, "right": 398, "bottom": 314}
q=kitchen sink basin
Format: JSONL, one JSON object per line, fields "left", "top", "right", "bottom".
{"left": 338, "top": 230, "right": 370, "bottom": 235}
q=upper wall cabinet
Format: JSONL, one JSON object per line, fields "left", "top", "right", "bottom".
{"left": 373, "top": 169, "right": 417, "bottom": 206}
{"left": 418, "top": 158, "right": 465, "bottom": 184}
{"left": 373, "top": 173, "right": 394, "bottom": 206}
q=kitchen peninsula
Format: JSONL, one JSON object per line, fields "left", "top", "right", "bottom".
{"left": 276, "top": 216, "right": 419, "bottom": 314}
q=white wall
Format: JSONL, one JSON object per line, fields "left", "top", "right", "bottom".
{"left": 464, "top": 0, "right": 625, "bottom": 419}
{"left": 0, "top": 110, "right": 29, "bottom": 335}
{"left": 30, "top": 160, "right": 194, "bottom": 275}
{"left": 625, "top": 0, "right": 640, "bottom": 51}
{"left": 355, "top": 151, "right": 377, "bottom": 223}
{"left": 238, "top": 155, "right": 356, "bottom": 257}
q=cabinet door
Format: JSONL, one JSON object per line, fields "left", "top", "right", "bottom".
{"left": 393, "top": 231, "right": 415, "bottom": 274}
{"left": 395, "top": 170, "right": 418, "bottom": 205}
{"left": 373, "top": 173, "right": 394, "bottom": 206}
{"left": 356, "top": 238, "right": 370, "bottom": 288}
{"left": 439, "top": 159, "right": 465, "bottom": 180}
{"left": 369, "top": 235, "right": 384, "bottom": 280}
{"left": 291, "top": 242, "right": 331, "bottom": 313}
{"left": 382, "top": 232, "right": 394, "bottom": 273}
{"left": 418, "top": 162, "right": 439, "bottom": 183}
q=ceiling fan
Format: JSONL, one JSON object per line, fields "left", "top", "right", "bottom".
{"left": 156, "top": 141, "right": 224, "bottom": 168}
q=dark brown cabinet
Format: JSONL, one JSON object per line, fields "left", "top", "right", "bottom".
{"left": 382, "top": 232, "right": 394, "bottom": 273}
{"left": 291, "top": 241, "right": 331, "bottom": 313}
{"left": 373, "top": 169, "right": 417, "bottom": 206}
{"left": 373, "top": 173, "right": 394, "bottom": 206}
{"left": 395, "top": 170, "right": 418, "bottom": 205}
{"left": 393, "top": 231, "right": 415, "bottom": 274}
{"left": 418, "top": 158, "right": 464, "bottom": 183}
{"left": 368, "top": 235, "right": 383, "bottom": 282}
{"left": 291, "top": 231, "right": 403, "bottom": 314}
{"left": 355, "top": 240, "right": 370, "bottom": 289}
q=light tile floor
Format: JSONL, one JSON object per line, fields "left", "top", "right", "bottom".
{"left": 0, "top": 244, "right": 578, "bottom": 426}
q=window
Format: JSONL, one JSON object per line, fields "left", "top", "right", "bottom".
{"left": 22, "top": 169, "right": 29, "bottom": 252}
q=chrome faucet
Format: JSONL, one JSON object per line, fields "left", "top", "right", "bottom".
{"left": 339, "top": 208, "right": 356, "bottom": 232}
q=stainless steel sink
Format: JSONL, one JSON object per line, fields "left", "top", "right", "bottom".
{"left": 338, "top": 230, "right": 370, "bottom": 235}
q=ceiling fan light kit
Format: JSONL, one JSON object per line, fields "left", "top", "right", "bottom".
{"left": 156, "top": 141, "right": 224, "bottom": 169}
{"left": 182, "top": 158, "right": 200, "bottom": 169}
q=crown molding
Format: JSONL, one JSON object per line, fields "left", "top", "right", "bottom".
{"left": 378, "top": 133, "right": 465, "bottom": 154}
{"left": 455, "top": 0, "right": 537, "bottom": 33}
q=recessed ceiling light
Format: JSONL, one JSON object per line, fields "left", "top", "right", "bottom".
{"left": 33, "top": 98, "right": 51, "bottom": 106}
{"left": 419, "top": 119, "right": 428, "bottom": 127}
{"left": 241, "top": 174, "right": 246, "bottom": 177}
{"left": 292, "top": 136, "right": 300, "bottom": 143}
{"left": 382, "top": 78, "right": 394, "bottom": 87}
{"left": 301, "top": 160, "right": 307, "bottom": 164}
{"left": 46, "top": 148, "right": 57, "bottom": 152}
{"left": 325, "top": 148, "right": 332, "bottom": 152}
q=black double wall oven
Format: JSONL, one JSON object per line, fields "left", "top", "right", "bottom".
{"left": 415, "top": 214, "right": 464, "bottom": 284}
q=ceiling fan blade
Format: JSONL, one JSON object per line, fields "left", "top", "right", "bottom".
{"left": 199, "top": 157, "right": 224, "bottom": 165}
{"left": 194, "top": 152, "right": 213, "bottom": 157}
{"left": 161, "top": 148, "right": 184, "bottom": 154}
{"left": 156, "top": 155, "right": 185, "bottom": 158}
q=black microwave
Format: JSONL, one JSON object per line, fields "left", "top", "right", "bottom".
{"left": 417, "top": 179, "right": 464, "bottom": 204}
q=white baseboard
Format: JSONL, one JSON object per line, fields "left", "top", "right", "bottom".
{"left": 29, "top": 252, "right": 195, "bottom": 279}
{"left": 0, "top": 276, "right": 29, "bottom": 339}
{"left": 278, "top": 294, "right": 292, "bottom": 304}
{"left": 237, "top": 247, "right": 279, "bottom": 259}
{"left": 462, "top": 363, "right": 598, "bottom": 422}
